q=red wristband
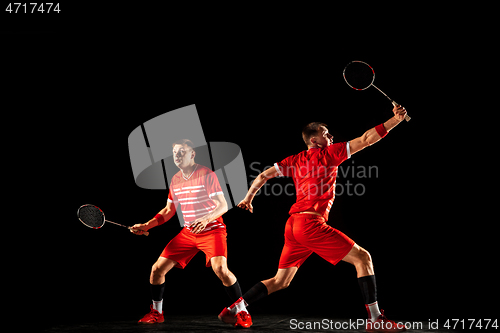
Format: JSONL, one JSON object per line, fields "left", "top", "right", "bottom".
{"left": 154, "top": 213, "right": 165, "bottom": 225}
{"left": 375, "top": 123, "right": 388, "bottom": 138}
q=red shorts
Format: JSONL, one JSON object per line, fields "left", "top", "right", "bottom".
{"left": 278, "top": 214, "right": 355, "bottom": 269}
{"left": 160, "top": 227, "right": 228, "bottom": 269}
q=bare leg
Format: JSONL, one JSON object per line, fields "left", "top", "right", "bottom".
{"left": 150, "top": 257, "right": 177, "bottom": 285}
{"left": 261, "top": 267, "right": 299, "bottom": 294}
{"left": 341, "top": 243, "right": 374, "bottom": 277}
{"left": 211, "top": 256, "right": 237, "bottom": 287}
{"left": 342, "top": 243, "right": 382, "bottom": 322}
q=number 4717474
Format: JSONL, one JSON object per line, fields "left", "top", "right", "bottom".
{"left": 443, "top": 319, "right": 498, "bottom": 330}
{"left": 6, "top": 3, "right": 60, "bottom": 13}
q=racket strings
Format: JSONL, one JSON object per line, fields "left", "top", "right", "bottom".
{"left": 343, "top": 61, "right": 374, "bottom": 90}
{"left": 78, "top": 205, "right": 104, "bottom": 228}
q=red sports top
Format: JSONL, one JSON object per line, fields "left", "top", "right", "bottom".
{"left": 166, "top": 164, "right": 225, "bottom": 233}
{"left": 274, "top": 142, "right": 350, "bottom": 221}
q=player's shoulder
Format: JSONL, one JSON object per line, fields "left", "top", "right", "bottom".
{"left": 323, "top": 142, "right": 349, "bottom": 164}
{"left": 281, "top": 149, "right": 307, "bottom": 162}
{"left": 192, "top": 164, "right": 219, "bottom": 181}
{"left": 328, "top": 142, "right": 347, "bottom": 150}
{"left": 194, "top": 164, "right": 214, "bottom": 175}
{"left": 325, "top": 142, "right": 348, "bottom": 155}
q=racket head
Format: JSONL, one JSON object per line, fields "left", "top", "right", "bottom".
{"left": 77, "top": 204, "right": 105, "bottom": 229}
{"left": 343, "top": 60, "right": 375, "bottom": 91}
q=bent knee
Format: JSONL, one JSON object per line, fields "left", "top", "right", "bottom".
{"left": 151, "top": 261, "right": 171, "bottom": 277}
{"left": 358, "top": 248, "right": 372, "bottom": 265}
{"left": 212, "top": 264, "right": 229, "bottom": 278}
{"left": 151, "top": 263, "right": 162, "bottom": 276}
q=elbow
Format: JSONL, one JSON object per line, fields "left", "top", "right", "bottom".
{"left": 222, "top": 201, "right": 229, "bottom": 214}
{"left": 363, "top": 132, "right": 380, "bottom": 147}
{"left": 163, "top": 207, "right": 172, "bottom": 216}
{"left": 218, "top": 197, "right": 229, "bottom": 215}
{"left": 258, "top": 172, "right": 269, "bottom": 183}
{"left": 360, "top": 133, "right": 373, "bottom": 147}
{"left": 253, "top": 173, "right": 268, "bottom": 188}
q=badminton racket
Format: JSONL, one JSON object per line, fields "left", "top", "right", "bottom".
{"left": 343, "top": 60, "right": 411, "bottom": 122}
{"left": 77, "top": 204, "right": 149, "bottom": 236}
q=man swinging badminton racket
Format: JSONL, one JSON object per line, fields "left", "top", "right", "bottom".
{"left": 218, "top": 105, "right": 408, "bottom": 332}
{"left": 130, "top": 139, "right": 244, "bottom": 324}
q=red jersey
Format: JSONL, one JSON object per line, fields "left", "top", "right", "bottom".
{"left": 274, "top": 142, "right": 350, "bottom": 221}
{"left": 166, "top": 164, "right": 225, "bottom": 233}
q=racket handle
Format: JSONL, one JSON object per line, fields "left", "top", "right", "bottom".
{"left": 392, "top": 101, "right": 411, "bottom": 122}
{"left": 128, "top": 227, "right": 149, "bottom": 236}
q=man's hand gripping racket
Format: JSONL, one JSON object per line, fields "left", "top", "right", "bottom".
{"left": 392, "top": 104, "right": 407, "bottom": 121}
{"left": 129, "top": 224, "right": 150, "bottom": 236}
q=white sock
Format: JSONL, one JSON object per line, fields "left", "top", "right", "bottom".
{"left": 366, "top": 302, "right": 381, "bottom": 322}
{"left": 153, "top": 299, "right": 163, "bottom": 314}
{"left": 229, "top": 297, "right": 248, "bottom": 314}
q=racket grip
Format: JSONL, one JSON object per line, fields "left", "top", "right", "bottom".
{"left": 392, "top": 101, "right": 411, "bottom": 122}
{"left": 128, "top": 227, "right": 149, "bottom": 236}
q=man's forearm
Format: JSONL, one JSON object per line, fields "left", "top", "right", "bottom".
{"left": 204, "top": 200, "right": 228, "bottom": 221}
{"left": 364, "top": 116, "right": 402, "bottom": 146}
{"left": 245, "top": 174, "right": 268, "bottom": 202}
{"left": 383, "top": 115, "right": 402, "bottom": 132}
{"left": 146, "top": 207, "right": 175, "bottom": 229}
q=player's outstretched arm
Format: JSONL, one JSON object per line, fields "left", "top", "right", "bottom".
{"left": 130, "top": 201, "right": 176, "bottom": 235}
{"left": 349, "top": 105, "right": 407, "bottom": 155}
{"left": 237, "top": 166, "right": 280, "bottom": 213}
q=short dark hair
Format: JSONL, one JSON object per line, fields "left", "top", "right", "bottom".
{"left": 172, "top": 139, "right": 195, "bottom": 151}
{"left": 302, "top": 122, "right": 327, "bottom": 146}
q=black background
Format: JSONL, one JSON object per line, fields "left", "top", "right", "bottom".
{"left": 2, "top": 4, "right": 495, "bottom": 330}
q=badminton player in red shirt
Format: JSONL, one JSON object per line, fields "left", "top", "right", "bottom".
{"left": 219, "top": 105, "right": 408, "bottom": 332}
{"left": 129, "top": 139, "right": 246, "bottom": 324}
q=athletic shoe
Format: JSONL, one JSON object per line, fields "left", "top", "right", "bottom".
{"left": 138, "top": 305, "right": 164, "bottom": 324}
{"left": 234, "top": 311, "right": 252, "bottom": 328}
{"left": 218, "top": 307, "right": 237, "bottom": 325}
{"left": 366, "top": 310, "right": 406, "bottom": 332}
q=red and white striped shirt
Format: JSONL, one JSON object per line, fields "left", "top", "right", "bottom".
{"left": 167, "top": 164, "right": 226, "bottom": 233}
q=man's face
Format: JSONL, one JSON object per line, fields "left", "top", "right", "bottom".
{"left": 312, "top": 126, "right": 333, "bottom": 147}
{"left": 172, "top": 144, "right": 194, "bottom": 169}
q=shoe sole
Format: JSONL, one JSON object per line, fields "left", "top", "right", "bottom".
{"left": 218, "top": 314, "right": 237, "bottom": 325}
{"left": 138, "top": 319, "right": 164, "bottom": 324}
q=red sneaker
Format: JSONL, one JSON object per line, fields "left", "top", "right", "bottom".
{"left": 366, "top": 310, "right": 406, "bottom": 332}
{"left": 218, "top": 307, "right": 237, "bottom": 325}
{"left": 234, "top": 311, "right": 252, "bottom": 328}
{"left": 138, "top": 305, "right": 164, "bottom": 324}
